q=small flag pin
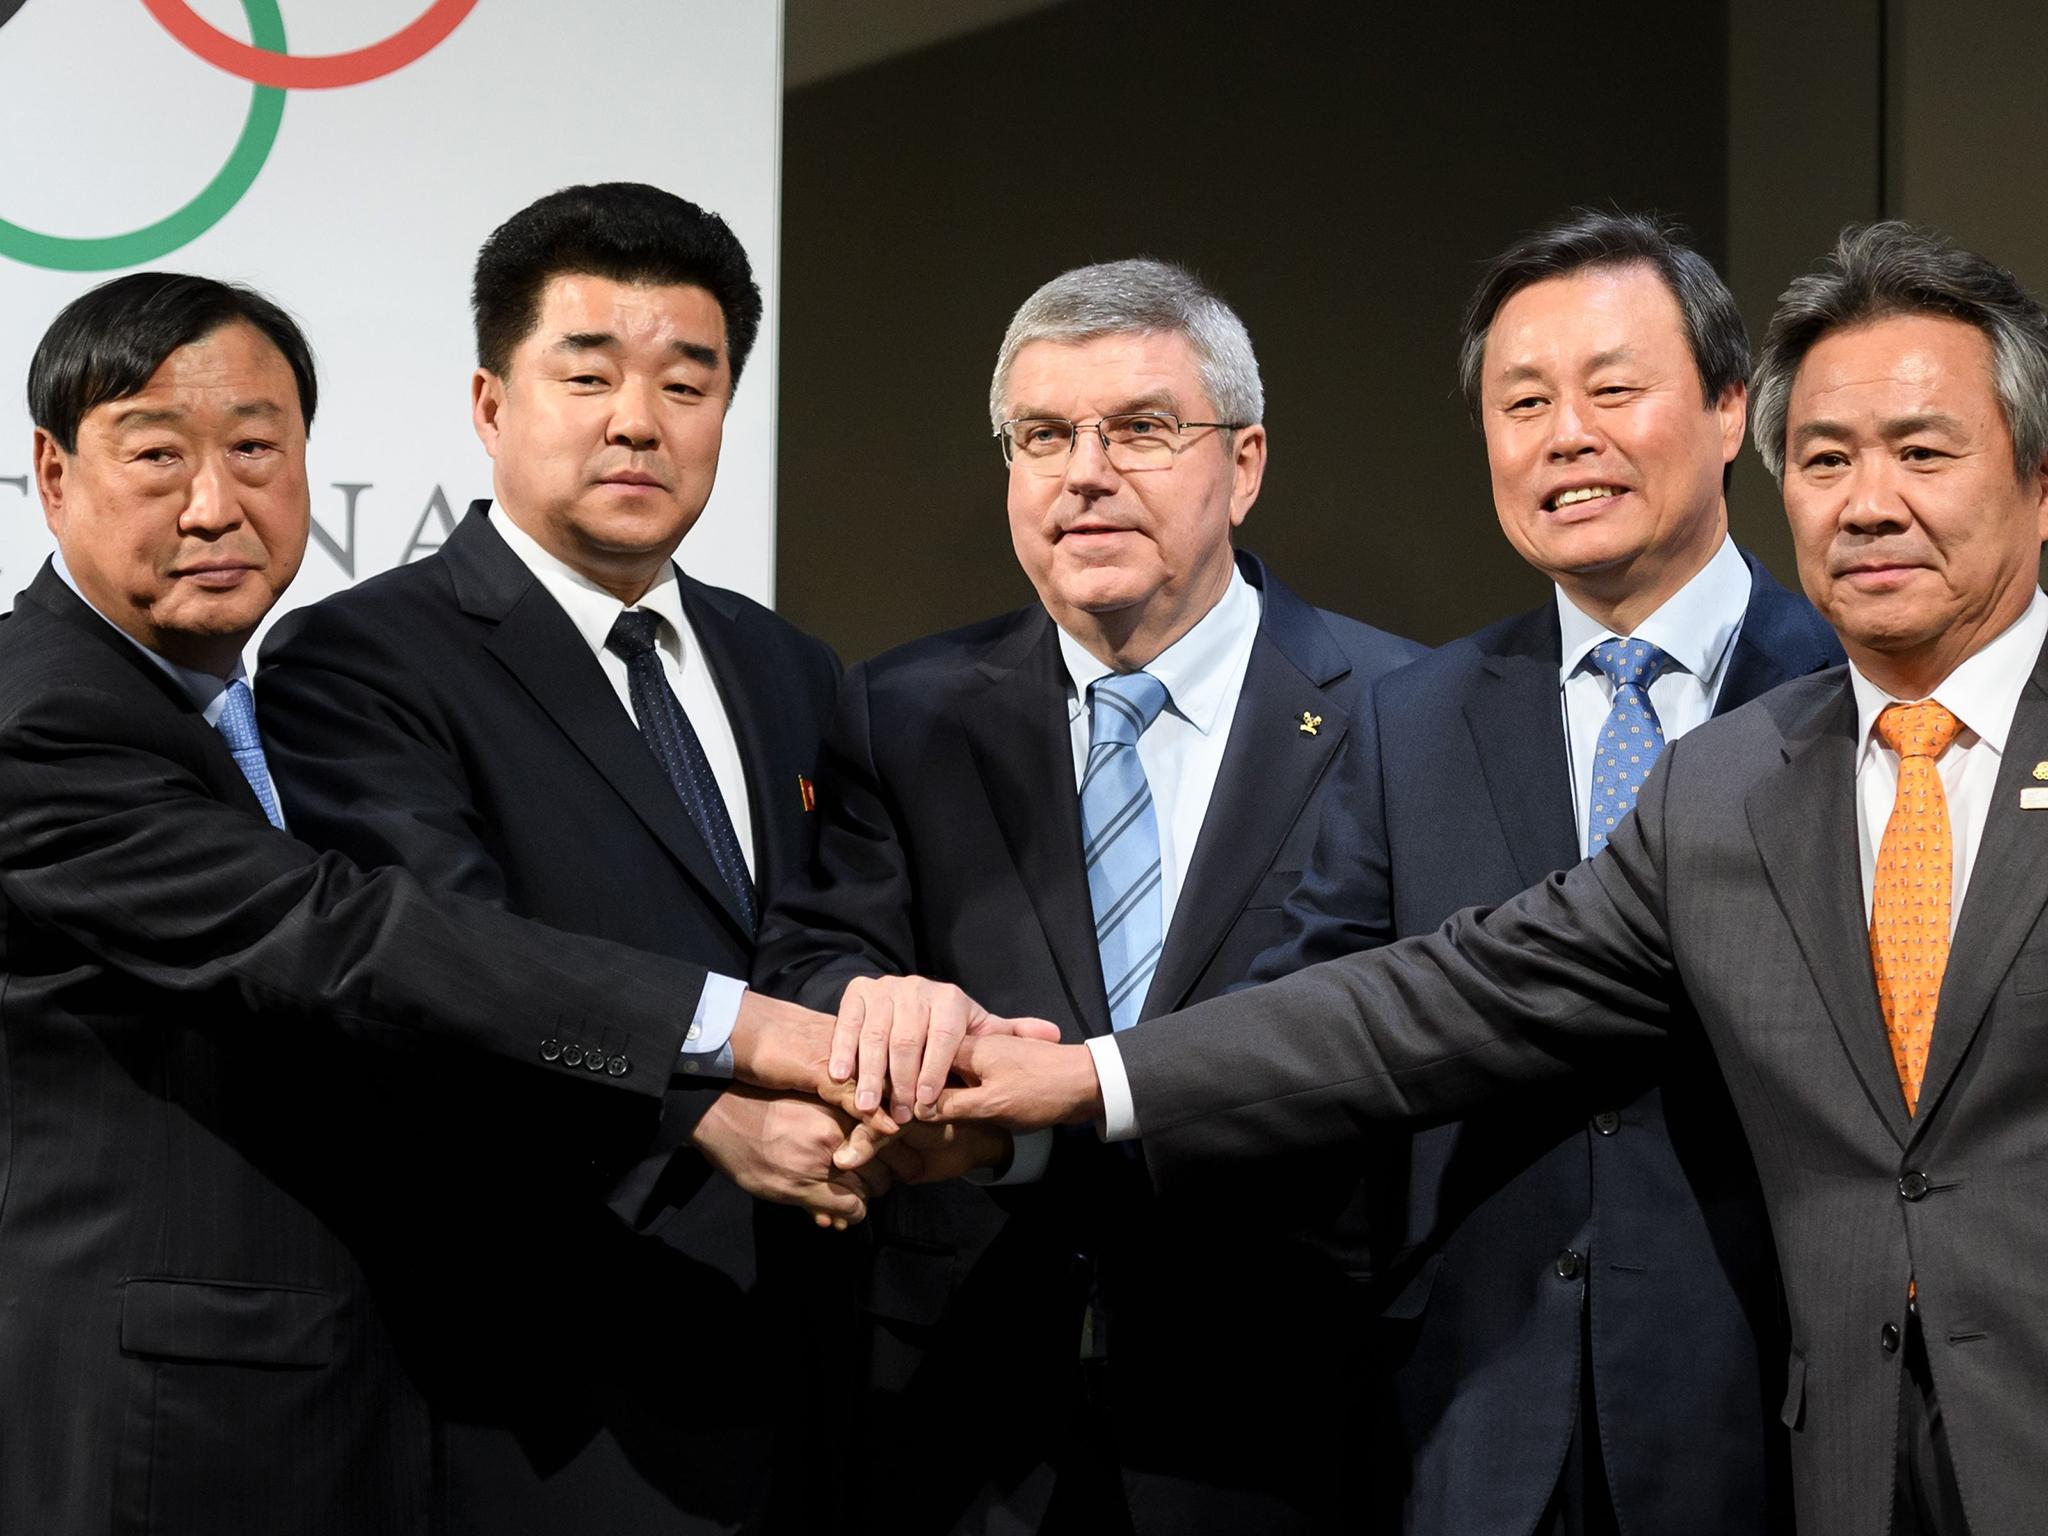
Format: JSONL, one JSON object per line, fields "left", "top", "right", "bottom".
{"left": 797, "top": 775, "right": 816, "bottom": 813}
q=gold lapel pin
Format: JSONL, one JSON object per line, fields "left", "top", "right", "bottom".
{"left": 1298, "top": 711, "right": 1322, "bottom": 736}
{"left": 2033, "top": 762, "right": 2048, "bottom": 782}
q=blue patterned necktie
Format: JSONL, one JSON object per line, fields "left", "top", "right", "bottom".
{"left": 215, "top": 679, "right": 285, "bottom": 830}
{"left": 1586, "top": 638, "right": 1675, "bottom": 854}
{"left": 606, "top": 609, "right": 756, "bottom": 930}
{"left": 1081, "top": 671, "right": 1171, "bottom": 1031}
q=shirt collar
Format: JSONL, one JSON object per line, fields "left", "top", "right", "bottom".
{"left": 1556, "top": 534, "right": 1752, "bottom": 688}
{"left": 490, "top": 504, "right": 691, "bottom": 667}
{"left": 1850, "top": 586, "right": 2048, "bottom": 767}
{"left": 50, "top": 549, "right": 243, "bottom": 721}
{"left": 1054, "top": 563, "right": 1261, "bottom": 733}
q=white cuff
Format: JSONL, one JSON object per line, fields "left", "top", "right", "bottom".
{"left": 1086, "top": 1034, "right": 1139, "bottom": 1141}
{"left": 677, "top": 972, "right": 747, "bottom": 1078}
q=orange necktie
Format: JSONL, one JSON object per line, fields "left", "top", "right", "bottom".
{"left": 1869, "top": 701, "right": 1965, "bottom": 1115}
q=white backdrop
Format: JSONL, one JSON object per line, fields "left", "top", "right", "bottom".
{"left": 0, "top": 0, "right": 784, "bottom": 636}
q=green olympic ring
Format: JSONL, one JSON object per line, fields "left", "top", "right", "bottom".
{"left": 0, "top": 0, "right": 285, "bottom": 272}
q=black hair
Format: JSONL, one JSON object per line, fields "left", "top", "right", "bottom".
{"left": 28, "top": 272, "right": 317, "bottom": 452}
{"left": 472, "top": 182, "right": 763, "bottom": 389}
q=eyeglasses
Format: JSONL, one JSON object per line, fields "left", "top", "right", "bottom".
{"left": 994, "top": 411, "right": 1246, "bottom": 474}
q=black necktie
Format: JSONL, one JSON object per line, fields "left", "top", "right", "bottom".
{"left": 605, "top": 609, "right": 756, "bottom": 930}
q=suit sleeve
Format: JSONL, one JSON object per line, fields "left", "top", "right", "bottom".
{"left": 751, "top": 660, "right": 915, "bottom": 1009}
{"left": 1120, "top": 733, "right": 1684, "bottom": 1191}
{"left": 1240, "top": 684, "right": 1398, "bottom": 986}
{"left": 0, "top": 679, "right": 701, "bottom": 1090}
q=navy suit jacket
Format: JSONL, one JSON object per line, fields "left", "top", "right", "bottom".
{"left": 1248, "top": 549, "right": 1841, "bottom": 1534}
{"left": 754, "top": 551, "right": 1423, "bottom": 1535}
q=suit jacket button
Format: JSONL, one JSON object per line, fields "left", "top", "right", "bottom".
{"left": 1899, "top": 1171, "right": 1929, "bottom": 1201}
{"left": 608, "top": 1056, "right": 631, "bottom": 1077}
{"left": 584, "top": 1049, "right": 608, "bottom": 1073}
{"left": 1592, "top": 1110, "right": 1621, "bottom": 1136}
{"left": 1881, "top": 1322, "right": 1901, "bottom": 1354}
{"left": 561, "top": 1043, "right": 585, "bottom": 1067}
{"left": 539, "top": 1038, "right": 563, "bottom": 1062}
{"left": 1555, "top": 1249, "right": 1582, "bottom": 1280}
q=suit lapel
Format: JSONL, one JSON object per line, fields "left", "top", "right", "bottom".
{"left": 1466, "top": 608, "right": 1579, "bottom": 886}
{"left": 1144, "top": 621, "right": 1347, "bottom": 1016}
{"left": 1745, "top": 683, "right": 1912, "bottom": 1146}
{"left": 1914, "top": 648, "right": 2048, "bottom": 1133}
{"left": 1715, "top": 551, "right": 1844, "bottom": 715}
{"left": 960, "top": 610, "right": 1111, "bottom": 1040}
{"left": 677, "top": 574, "right": 793, "bottom": 902}
{"left": 446, "top": 506, "right": 753, "bottom": 943}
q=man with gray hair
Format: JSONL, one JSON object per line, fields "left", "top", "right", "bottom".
{"left": 753, "top": 257, "right": 1420, "bottom": 1533}
{"left": 936, "top": 220, "right": 2048, "bottom": 1536}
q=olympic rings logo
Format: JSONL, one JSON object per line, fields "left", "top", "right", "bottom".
{"left": 0, "top": 0, "right": 477, "bottom": 271}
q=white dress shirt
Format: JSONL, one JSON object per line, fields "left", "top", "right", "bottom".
{"left": 468, "top": 513, "right": 750, "bottom": 1068}
{"left": 1093, "top": 535, "right": 1756, "bottom": 1140}
{"left": 1558, "top": 535, "right": 1751, "bottom": 858}
{"left": 1851, "top": 588, "right": 2048, "bottom": 930}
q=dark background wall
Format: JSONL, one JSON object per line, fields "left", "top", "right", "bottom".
{"left": 778, "top": 0, "right": 2032, "bottom": 662}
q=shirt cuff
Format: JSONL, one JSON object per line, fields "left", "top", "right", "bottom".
{"left": 677, "top": 972, "right": 746, "bottom": 1080}
{"left": 1086, "top": 1034, "right": 1139, "bottom": 1141}
{"left": 966, "top": 1127, "right": 1054, "bottom": 1186}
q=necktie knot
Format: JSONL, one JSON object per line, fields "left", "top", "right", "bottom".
{"left": 216, "top": 678, "right": 262, "bottom": 752}
{"left": 1087, "top": 671, "right": 1170, "bottom": 749}
{"left": 1877, "top": 700, "right": 1963, "bottom": 762}
{"left": 606, "top": 608, "right": 664, "bottom": 661}
{"left": 1590, "top": 637, "right": 1675, "bottom": 691}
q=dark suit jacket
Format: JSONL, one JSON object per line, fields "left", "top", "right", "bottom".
{"left": 752, "top": 551, "right": 1423, "bottom": 1535}
{"left": 255, "top": 504, "right": 841, "bottom": 1535}
{"left": 0, "top": 563, "right": 712, "bottom": 1536}
{"left": 1247, "top": 551, "right": 1839, "bottom": 1533}
{"left": 1120, "top": 635, "right": 2048, "bottom": 1536}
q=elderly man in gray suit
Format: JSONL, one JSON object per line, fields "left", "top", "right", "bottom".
{"left": 921, "top": 221, "right": 2048, "bottom": 1536}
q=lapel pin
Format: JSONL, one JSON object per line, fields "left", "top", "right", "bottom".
{"left": 797, "top": 774, "right": 816, "bottom": 813}
{"left": 2033, "top": 762, "right": 2048, "bottom": 782}
{"left": 2023, "top": 786, "right": 2048, "bottom": 811}
{"left": 1298, "top": 711, "right": 1322, "bottom": 737}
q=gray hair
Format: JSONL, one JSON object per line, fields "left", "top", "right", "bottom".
{"left": 1751, "top": 220, "right": 2048, "bottom": 482}
{"left": 988, "top": 258, "right": 1264, "bottom": 431}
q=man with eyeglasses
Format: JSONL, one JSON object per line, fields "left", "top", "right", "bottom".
{"left": 753, "top": 257, "right": 1421, "bottom": 1534}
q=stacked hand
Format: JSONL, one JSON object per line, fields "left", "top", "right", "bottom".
{"left": 707, "top": 981, "right": 1065, "bottom": 1227}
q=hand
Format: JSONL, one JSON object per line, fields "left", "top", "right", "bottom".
{"left": 729, "top": 992, "right": 901, "bottom": 1136}
{"left": 930, "top": 1035, "right": 1104, "bottom": 1131}
{"left": 690, "top": 1086, "right": 893, "bottom": 1230}
{"left": 836, "top": 1118, "right": 1013, "bottom": 1185}
{"left": 829, "top": 974, "right": 1062, "bottom": 1123}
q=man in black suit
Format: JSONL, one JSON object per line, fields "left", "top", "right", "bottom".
{"left": 753, "top": 258, "right": 1423, "bottom": 1534}
{"left": 0, "top": 274, "right": 845, "bottom": 1535}
{"left": 1242, "top": 212, "right": 1838, "bottom": 1534}
{"left": 256, "top": 184, "right": 897, "bottom": 1534}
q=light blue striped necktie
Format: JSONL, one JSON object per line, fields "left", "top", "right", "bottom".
{"left": 1586, "top": 637, "right": 1674, "bottom": 853}
{"left": 216, "top": 679, "right": 286, "bottom": 830}
{"left": 1081, "top": 671, "right": 1170, "bottom": 1032}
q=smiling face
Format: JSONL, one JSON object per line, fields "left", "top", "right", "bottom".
{"left": 1782, "top": 312, "right": 2048, "bottom": 698}
{"left": 1479, "top": 263, "right": 1745, "bottom": 633}
{"left": 473, "top": 273, "right": 731, "bottom": 603}
{"left": 1002, "top": 330, "right": 1265, "bottom": 668}
{"left": 34, "top": 319, "right": 309, "bottom": 676}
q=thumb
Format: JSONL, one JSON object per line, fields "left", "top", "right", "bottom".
{"left": 977, "top": 1012, "right": 1063, "bottom": 1042}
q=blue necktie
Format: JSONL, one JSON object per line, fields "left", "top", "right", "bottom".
{"left": 216, "top": 678, "right": 285, "bottom": 829}
{"left": 1081, "top": 671, "right": 1170, "bottom": 1031}
{"left": 1586, "top": 638, "right": 1675, "bottom": 853}
{"left": 606, "top": 609, "right": 756, "bottom": 930}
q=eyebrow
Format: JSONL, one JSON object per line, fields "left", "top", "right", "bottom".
{"left": 1493, "top": 347, "right": 1639, "bottom": 393}
{"left": 1790, "top": 412, "right": 1968, "bottom": 451}
{"left": 552, "top": 331, "right": 722, "bottom": 369}
{"left": 109, "top": 399, "right": 284, "bottom": 432}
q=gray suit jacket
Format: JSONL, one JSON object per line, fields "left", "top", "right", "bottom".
{"left": 1119, "top": 642, "right": 2048, "bottom": 1536}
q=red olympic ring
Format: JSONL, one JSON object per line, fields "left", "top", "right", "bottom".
{"left": 141, "top": 0, "right": 478, "bottom": 90}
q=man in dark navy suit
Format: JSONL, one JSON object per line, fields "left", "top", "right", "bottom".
{"left": 1244, "top": 211, "right": 1840, "bottom": 1534}
{"left": 258, "top": 184, "right": 887, "bottom": 1536}
{"left": 753, "top": 258, "right": 1422, "bottom": 1534}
